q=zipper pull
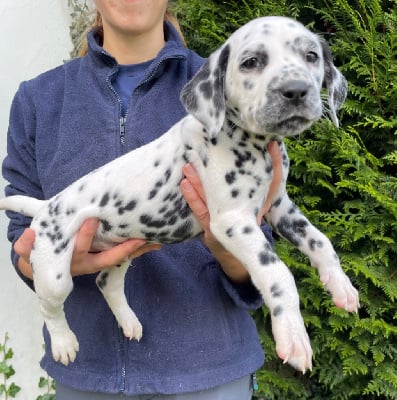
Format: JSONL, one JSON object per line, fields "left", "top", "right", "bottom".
{"left": 252, "top": 372, "right": 259, "bottom": 392}
{"left": 120, "top": 116, "right": 126, "bottom": 145}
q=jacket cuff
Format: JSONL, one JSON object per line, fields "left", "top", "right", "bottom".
{"left": 11, "top": 242, "right": 35, "bottom": 291}
{"left": 219, "top": 271, "right": 263, "bottom": 310}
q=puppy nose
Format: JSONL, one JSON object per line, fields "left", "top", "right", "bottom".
{"left": 280, "top": 80, "right": 310, "bottom": 103}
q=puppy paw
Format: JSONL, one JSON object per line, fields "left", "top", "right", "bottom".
{"left": 118, "top": 309, "right": 143, "bottom": 341}
{"left": 320, "top": 269, "right": 360, "bottom": 313}
{"left": 272, "top": 312, "right": 312, "bottom": 373}
{"left": 51, "top": 330, "right": 79, "bottom": 366}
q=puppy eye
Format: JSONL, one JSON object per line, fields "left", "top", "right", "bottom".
{"left": 306, "top": 51, "right": 319, "bottom": 63}
{"left": 241, "top": 57, "right": 260, "bottom": 70}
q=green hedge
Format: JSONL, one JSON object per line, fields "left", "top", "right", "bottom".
{"left": 172, "top": 1, "right": 397, "bottom": 398}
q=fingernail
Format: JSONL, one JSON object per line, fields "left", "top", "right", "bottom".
{"left": 184, "top": 163, "right": 195, "bottom": 177}
{"left": 181, "top": 179, "right": 193, "bottom": 192}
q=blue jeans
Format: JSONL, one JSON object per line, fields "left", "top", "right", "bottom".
{"left": 56, "top": 375, "right": 252, "bottom": 400}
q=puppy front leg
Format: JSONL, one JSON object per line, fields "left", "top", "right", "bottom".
{"left": 265, "top": 194, "right": 359, "bottom": 312}
{"left": 210, "top": 213, "right": 312, "bottom": 372}
{"left": 96, "top": 262, "right": 142, "bottom": 341}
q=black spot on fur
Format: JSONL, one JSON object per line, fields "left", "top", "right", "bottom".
{"left": 231, "top": 189, "right": 240, "bottom": 198}
{"left": 125, "top": 200, "right": 137, "bottom": 211}
{"left": 54, "top": 239, "right": 70, "bottom": 255}
{"left": 272, "top": 198, "right": 282, "bottom": 208}
{"left": 199, "top": 80, "right": 213, "bottom": 99}
{"left": 210, "top": 137, "right": 218, "bottom": 146}
{"left": 164, "top": 169, "right": 172, "bottom": 183}
{"left": 309, "top": 239, "right": 324, "bottom": 251}
{"left": 101, "top": 219, "right": 112, "bottom": 232}
{"left": 226, "top": 227, "right": 234, "bottom": 237}
{"left": 271, "top": 283, "right": 283, "bottom": 298}
{"left": 273, "top": 305, "right": 283, "bottom": 317}
{"left": 178, "top": 203, "right": 191, "bottom": 219}
{"left": 282, "top": 152, "right": 289, "bottom": 168}
{"left": 118, "top": 200, "right": 137, "bottom": 215}
{"left": 99, "top": 193, "right": 110, "bottom": 207}
{"left": 97, "top": 272, "right": 109, "bottom": 290}
{"left": 233, "top": 149, "right": 255, "bottom": 168}
{"left": 148, "top": 189, "right": 158, "bottom": 200}
{"left": 276, "top": 216, "right": 309, "bottom": 246}
{"left": 172, "top": 220, "right": 193, "bottom": 241}
{"left": 167, "top": 215, "right": 178, "bottom": 226}
{"left": 243, "top": 226, "right": 253, "bottom": 234}
{"left": 243, "top": 80, "right": 254, "bottom": 90}
{"left": 212, "top": 44, "right": 230, "bottom": 113}
{"left": 225, "top": 171, "right": 236, "bottom": 185}
{"left": 46, "top": 232, "right": 58, "bottom": 244}
{"left": 140, "top": 214, "right": 167, "bottom": 229}
{"left": 259, "top": 251, "right": 276, "bottom": 266}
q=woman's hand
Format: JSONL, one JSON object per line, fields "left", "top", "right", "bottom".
{"left": 14, "top": 219, "right": 162, "bottom": 280}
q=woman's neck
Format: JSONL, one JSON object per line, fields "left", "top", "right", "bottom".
{"left": 102, "top": 23, "right": 165, "bottom": 65}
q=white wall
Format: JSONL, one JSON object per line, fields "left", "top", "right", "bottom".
{"left": 0, "top": 1, "right": 72, "bottom": 398}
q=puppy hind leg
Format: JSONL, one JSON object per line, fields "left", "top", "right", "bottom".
{"left": 32, "top": 252, "right": 79, "bottom": 365}
{"left": 96, "top": 262, "right": 142, "bottom": 341}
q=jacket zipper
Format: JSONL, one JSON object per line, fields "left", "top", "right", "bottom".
{"left": 106, "top": 55, "right": 185, "bottom": 148}
{"left": 102, "top": 55, "right": 185, "bottom": 393}
{"left": 105, "top": 66, "right": 126, "bottom": 147}
{"left": 119, "top": 116, "right": 126, "bottom": 145}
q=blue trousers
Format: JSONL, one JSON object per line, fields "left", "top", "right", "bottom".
{"left": 56, "top": 375, "right": 252, "bottom": 400}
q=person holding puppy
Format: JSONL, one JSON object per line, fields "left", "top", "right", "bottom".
{"left": 3, "top": 1, "right": 277, "bottom": 398}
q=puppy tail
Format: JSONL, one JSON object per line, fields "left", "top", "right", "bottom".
{"left": 0, "top": 195, "right": 45, "bottom": 217}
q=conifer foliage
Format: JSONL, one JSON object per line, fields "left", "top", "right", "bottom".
{"left": 172, "top": 1, "right": 397, "bottom": 398}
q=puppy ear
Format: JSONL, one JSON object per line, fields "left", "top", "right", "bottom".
{"left": 321, "top": 40, "right": 348, "bottom": 127}
{"left": 180, "top": 44, "right": 230, "bottom": 138}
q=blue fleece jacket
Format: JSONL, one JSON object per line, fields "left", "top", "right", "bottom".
{"left": 2, "top": 23, "right": 267, "bottom": 395}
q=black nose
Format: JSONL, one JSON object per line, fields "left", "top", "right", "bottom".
{"left": 280, "top": 81, "right": 310, "bottom": 103}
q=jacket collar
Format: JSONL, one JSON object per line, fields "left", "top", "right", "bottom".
{"left": 86, "top": 21, "right": 188, "bottom": 69}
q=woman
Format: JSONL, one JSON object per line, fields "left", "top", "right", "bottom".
{"left": 3, "top": 1, "right": 274, "bottom": 398}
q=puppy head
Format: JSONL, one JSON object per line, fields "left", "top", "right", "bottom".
{"left": 181, "top": 17, "right": 347, "bottom": 138}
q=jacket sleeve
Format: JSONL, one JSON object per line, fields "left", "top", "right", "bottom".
{"left": 2, "top": 82, "right": 44, "bottom": 290}
{"left": 216, "top": 221, "right": 273, "bottom": 310}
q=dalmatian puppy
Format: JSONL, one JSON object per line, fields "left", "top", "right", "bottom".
{"left": 0, "top": 16, "right": 359, "bottom": 372}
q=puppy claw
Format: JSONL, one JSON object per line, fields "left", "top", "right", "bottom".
{"left": 119, "top": 311, "right": 143, "bottom": 342}
{"left": 51, "top": 330, "right": 79, "bottom": 366}
{"left": 273, "top": 313, "right": 313, "bottom": 373}
{"left": 320, "top": 269, "right": 360, "bottom": 314}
